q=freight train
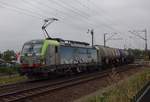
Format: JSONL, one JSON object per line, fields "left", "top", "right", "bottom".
{"left": 20, "top": 38, "right": 134, "bottom": 78}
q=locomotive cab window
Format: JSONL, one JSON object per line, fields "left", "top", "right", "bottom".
{"left": 22, "top": 40, "right": 43, "bottom": 54}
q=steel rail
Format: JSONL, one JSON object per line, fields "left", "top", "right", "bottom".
{"left": 0, "top": 66, "right": 134, "bottom": 102}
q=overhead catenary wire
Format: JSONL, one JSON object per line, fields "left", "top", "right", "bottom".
{"left": 47, "top": 0, "right": 90, "bottom": 19}
{"left": 21, "top": 0, "right": 95, "bottom": 28}
{"left": 3, "top": 0, "right": 117, "bottom": 32}
{"left": 21, "top": 0, "right": 58, "bottom": 19}
{"left": 32, "top": 0, "right": 121, "bottom": 37}
{"left": 0, "top": 0, "right": 85, "bottom": 30}
{"left": 87, "top": 0, "right": 126, "bottom": 32}
{"left": 0, "top": 1, "right": 45, "bottom": 19}
{"left": 56, "top": 0, "right": 91, "bottom": 18}
{"left": 79, "top": 0, "right": 127, "bottom": 46}
{"left": 49, "top": 0, "right": 110, "bottom": 31}
{"left": 22, "top": 0, "right": 86, "bottom": 22}
{"left": 55, "top": 0, "right": 97, "bottom": 28}
{"left": 34, "top": 0, "right": 96, "bottom": 28}
{"left": 0, "top": 5, "right": 42, "bottom": 20}
{"left": 22, "top": 0, "right": 66, "bottom": 20}
{"left": 46, "top": 0, "right": 95, "bottom": 27}
{"left": 0, "top": 0, "right": 130, "bottom": 49}
{"left": 54, "top": 0, "right": 117, "bottom": 32}
{"left": 0, "top": 0, "right": 123, "bottom": 33}
{"left": 73, "top": 0, "right": 120, "bottom": 32}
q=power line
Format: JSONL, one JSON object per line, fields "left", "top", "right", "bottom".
{"left": 48, "top": 0, "right": 88, "bottom": 18}
{"left": 21, "top": 0, "right": 54, "bottom": 18}
{"left": 0, "top": 1, "right": 43, "bottom": 19}
{"left": 61, "top": 0, "right": 111, "bottom": 30}
{"left": 46, "top": 0, "right": 120, "bottom": 33}
{"left": 0, "top": 0, "right": 84, "bottom": 30}
{"left": 58, "top": 0, "right": 99, "bottom": 28}
{"left": 0, "top": 0, "right": 101, "bottom": 40}
{"left": 0, "top": 0, "right": 122, "bottom": 33}
{"left": 0, "top": 1, "right": 45, "bottom": 19}
{"left": 47, "top": 0, "right": 94, "bottom": 26}
{"left": 26, "top": 0, "right": 66, "bottom": 19}
{"left": 21, "top": 0, "right": 79, "bottom": 27}
{"left": 23, "top": 0, "right": 94, "bottom": 28}
{"left": 87, "top": 0, "right": 125, "bottom": 32}
{"left": 73, "top": 0, "right": 120, "bottom": 32}
{"left": 71, "top": 0, "right": 120, "bottom": 32}
{"left": 20, "top": 0, "right": 116, "bottom": 31}
{"left": 58, "top": 0, "right": 90, "bottom": 18}
{"left": 35, "top": 0, "right": 95, "bottom": 28}
{"left": 35, "top": 0, "right": 90, "bottom": 23}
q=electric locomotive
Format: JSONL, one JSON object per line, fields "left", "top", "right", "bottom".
{"left": 20, "top": 38, "right": 134, "bottom": 78}
{"left": 19, "top": 18, "right": 134, "bottom": 78}
{"left": 20, "top": 38, "right": 100, "bottom": 78}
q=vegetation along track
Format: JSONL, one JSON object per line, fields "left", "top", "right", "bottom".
{"left": 0, "top": 64, "right": 142, "bottom": 102}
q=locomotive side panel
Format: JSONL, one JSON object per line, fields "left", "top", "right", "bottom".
{"left": 45, "top": 45, "right": 56, "bottom": 65}
{"left": 59, "top": 46, "right": 97, "bottom": 65}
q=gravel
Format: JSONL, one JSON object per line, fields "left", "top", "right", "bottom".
{"left": 30, "top": 66, "right": 145, "bottom": 102}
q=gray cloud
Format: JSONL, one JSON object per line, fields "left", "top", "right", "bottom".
{"left": 0, "top": 0, "right": 149, "bottom": 52}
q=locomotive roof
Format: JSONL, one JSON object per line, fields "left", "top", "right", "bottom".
{"left": 46, "top": 37, "right": 91, "bottom": 48}
{"left": 24, "top": 39, "right": 44, "bottom": 44}
{"left": 24, "top": 38, "right": 92, "bottom": 48}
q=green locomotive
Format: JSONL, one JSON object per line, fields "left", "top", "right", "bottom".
{"left": 20, "top": 38, "right": 99, "bottom": 78}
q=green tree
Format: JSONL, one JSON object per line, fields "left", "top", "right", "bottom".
{"left": 128, "top": 49, "right": 144, "bottom": 59}
{"left": 2, "top": 50, "right": 16, "bottom": 62}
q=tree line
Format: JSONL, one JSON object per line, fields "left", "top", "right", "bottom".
{"left": 0, "top": 50, "right": 17, "bottom": 62}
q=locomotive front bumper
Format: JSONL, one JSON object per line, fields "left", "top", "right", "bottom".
{"left": 20, "top": 67, "right": 42, "bottom": 75}
{"left": 19, "top": 65, "right": 56, "bottom": 76}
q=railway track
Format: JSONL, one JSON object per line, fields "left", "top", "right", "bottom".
{"left": 0, "top": 64, "right": 141, "bottom": 102}
{"left": 0, "top": 78, "right": 49, "bottom": 95}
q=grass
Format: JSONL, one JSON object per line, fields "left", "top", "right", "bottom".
{"left": 0, "top": 67, "right": 27, "bottom": 85}
{"left": 0, "top": 74, "right": 27, "bottom": 85}
{"left": 0, "top": 67, "right": 19, "bottom": 75}
{"left": 76, "top": 67, "right": 150, "bottom": 102}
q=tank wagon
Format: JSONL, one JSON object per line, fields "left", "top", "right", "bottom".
{"left": 20, "top": 38, "right": 134, "bottom": 78}
{"left": 95, "top": 45, "right": 121, "bottom": 67}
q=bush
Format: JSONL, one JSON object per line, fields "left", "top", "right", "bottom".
{"left": 0, "top": 67, "right": 19, "bottom": 75}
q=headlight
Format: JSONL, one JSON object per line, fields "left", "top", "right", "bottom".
{"left": 35, "top": 53, "right": 41, "bottom": 56}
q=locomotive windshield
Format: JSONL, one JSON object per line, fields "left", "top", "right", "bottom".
{"left": 22, "top": 40, "right": 43, "bottom": 54}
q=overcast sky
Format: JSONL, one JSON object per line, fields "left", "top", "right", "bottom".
{"left": 0, "top": 0, "right": 149, "bottom": 52}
